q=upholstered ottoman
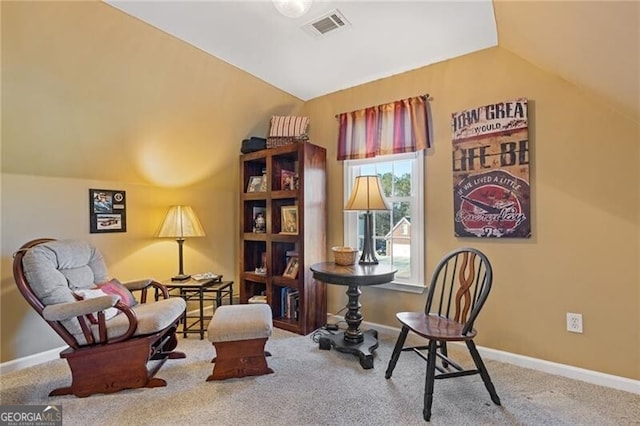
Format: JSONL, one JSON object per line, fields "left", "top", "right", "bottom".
{"left": 206, "top": 304, "right": 273, "bottom": 381}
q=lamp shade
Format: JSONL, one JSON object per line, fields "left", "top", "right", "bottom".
{"left": 157, "top": 205, "right": 205, "bottom": 238}
{"left": 344, "top": 176, "right": 391, "bottom": 212}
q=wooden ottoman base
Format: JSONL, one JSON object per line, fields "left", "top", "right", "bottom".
{"left": 207, "top": 337, "right": 273, "bottom": 381}
{"left": 206, "top": 304, "right": 273, "bottom": 381}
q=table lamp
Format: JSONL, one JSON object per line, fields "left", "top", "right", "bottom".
{"left": 157, "top": 205, "right": 206, "bottom": 281}
{"left": 344, "top": 175, "right": 391, "bottom": 265}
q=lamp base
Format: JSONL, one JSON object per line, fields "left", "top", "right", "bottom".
{"left": 171, "top": 274, "right": 191, "bottom": 282}
{"left": 359, "top": 211, "right": 378, "bottom": 265}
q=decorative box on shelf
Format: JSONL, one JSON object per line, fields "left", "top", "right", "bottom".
{"left": 266, "top": 135, "right": 308, "bottom": 148}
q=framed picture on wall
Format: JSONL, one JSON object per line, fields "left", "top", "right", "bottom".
{"left": 89, "top": 189, "right": 127, "bottom": 233}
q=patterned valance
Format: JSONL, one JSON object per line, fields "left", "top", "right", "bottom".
{"left": 337, "top": 95, "right": 431, "bottom": 161}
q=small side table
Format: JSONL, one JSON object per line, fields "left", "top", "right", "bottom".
{"left": 159, "top": 278, "right": 234, "bottom": 339}
{"left": 310, "top": 262, "right": 396, "bottom": 369}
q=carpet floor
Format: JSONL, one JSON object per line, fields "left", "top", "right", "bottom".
{"left": 1, "top": 328, "right": 638, "bottom": 425}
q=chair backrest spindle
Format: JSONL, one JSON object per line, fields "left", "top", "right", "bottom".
{"left": 424, "top": 248, "right": 493, "bottom": 335}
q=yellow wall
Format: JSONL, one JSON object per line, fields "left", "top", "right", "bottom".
{"left": 0, "top": 1, "right": 303, "bottom": 361}
{"left": 1, "top": 2, "right": 638, "bottom": 381}
{"left": 1, "top": 174, "right": 238, "bottom": 358}
{"left": 301, "top": 47, "right": 639, "bottom": 380}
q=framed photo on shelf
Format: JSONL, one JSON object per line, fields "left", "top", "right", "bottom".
{"left": 283, "top": 256, "right": 299, "bottom": 279}
{"left": 252, "top": 207, "right": 266, "bottom": 233}
{"left": 281, "top": 170, "right": 295, "bottom": 190}
{"left": 280, "top": 205, "right": 298, "bottom": 235}
{"left": 259, "top": 175, "right": 268, "bottom": 192}
{"left": 89, "top": 189, "right": 126, "bottom": 234}
{"left": 247, "top": 176, "right": 263, "bottom": 193}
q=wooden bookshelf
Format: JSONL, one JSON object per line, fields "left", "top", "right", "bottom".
{"left": 239, "top": 142, "right": 327, "bottom": 335}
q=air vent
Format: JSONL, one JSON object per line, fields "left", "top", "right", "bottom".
{"left": 302, "top": 9, "right": 350, "bottom": 38}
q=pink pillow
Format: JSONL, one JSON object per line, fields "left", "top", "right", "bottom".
{"left": 97, "top": 279, "right": 137, "bottom": 307}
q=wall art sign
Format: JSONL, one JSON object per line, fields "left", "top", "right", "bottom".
{"left": 451, "top": 98, "right": 531, "bottom": 238}
{"left": 89, "top": 189, "right": 127, "bottom": 233}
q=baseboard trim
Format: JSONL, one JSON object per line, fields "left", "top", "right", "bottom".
{"left": 474, "top": 345, "right": 640, "bottom": 395}
{"left": 0, "top": 345, "right": 66, "bottom": 375}
{"left": 328, "top": 315, "right": 640, "bottom": 395}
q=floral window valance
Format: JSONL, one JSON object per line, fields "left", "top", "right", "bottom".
{"left": 336, "top": 95, "right": 431, "bottom": 161}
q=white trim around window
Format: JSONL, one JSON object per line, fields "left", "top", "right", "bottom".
{"left": 343, "top": 152, "right": 425, "bottom": 293}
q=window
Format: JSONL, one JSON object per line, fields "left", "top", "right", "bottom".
{"left": 343, "top": 152, "right": 424, "bottom": 292}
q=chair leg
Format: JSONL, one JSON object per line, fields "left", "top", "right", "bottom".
{"left": 466, "top": 340, "right": 501, "bottom": 405}
{"left": 440, "top": 341, "right": 449, "bottom": 369}
{"left": 423, "top": 339, "right": 438, "bottom": 421}
{"left": 385, "top": 325, "right": 409, "bottom": 379}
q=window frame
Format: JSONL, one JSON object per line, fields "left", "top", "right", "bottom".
{"left": 343, "top": 152, "right": 425, "bottom": 293}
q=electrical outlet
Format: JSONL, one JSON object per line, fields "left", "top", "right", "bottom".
{"left": 566, "top": 313, "right": 583, "bottom": 333}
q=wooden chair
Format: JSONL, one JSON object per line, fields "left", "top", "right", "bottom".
{"left": 385, "top": 247, "right": 501, "bottom": 421}
{"left": 12, "top": 238, "right": 187, "bottom": 397}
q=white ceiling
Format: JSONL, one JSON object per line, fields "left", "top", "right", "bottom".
{"left": 105, "top": 0, "right": 498, "bottom": 101}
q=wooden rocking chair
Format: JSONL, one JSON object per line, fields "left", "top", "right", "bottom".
{"left": 12, "top": 238, "right": 187, "bottom": 397}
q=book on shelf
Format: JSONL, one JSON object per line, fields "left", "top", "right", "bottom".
{"left": 291, "top": 292, "right": 300, "bottom": 320}
{"left": 280, "top": 287, "right": 299, "bottom": 319}
{"left": 192, "top": 273, "right": 222, "bottom": 282}
{"left": 248, "top": 295, "right": 268, "bottom": 304}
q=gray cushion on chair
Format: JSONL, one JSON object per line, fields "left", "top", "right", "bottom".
{"left": 22, "top": 240, "right": 108, "bottom": 296}
{"left": 22, "top": 239, "right": 185, "bottom": 346}
{"left": 73, "top": 297, "right": 187, "bottom": 345}
{"left": 22, "top": 240, "right": 109, "bottom": 336}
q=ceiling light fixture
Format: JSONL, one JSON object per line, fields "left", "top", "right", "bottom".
{"left": 272, "top": 0, "right": 312, "bottom": 18}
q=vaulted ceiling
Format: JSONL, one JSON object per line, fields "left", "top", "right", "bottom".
{"left": 105, "top": 0, "right": 639, "bottom": 121}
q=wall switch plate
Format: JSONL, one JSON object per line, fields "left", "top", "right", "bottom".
{"left": 566, "top": 312, "right": 583, "bottom": 333}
